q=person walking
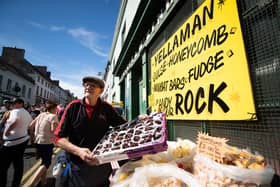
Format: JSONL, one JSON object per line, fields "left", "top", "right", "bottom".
{"left": 0, "top": 98, "right": 33, "bottom": 187}
{"left": 28, "top": 100, "right": 59, "bottom": 187}
{"left": 0, "top": 109, "right": 11, "bottom": 146}
{"left": 54, "top": 76, "right": 127, "bottom": 187}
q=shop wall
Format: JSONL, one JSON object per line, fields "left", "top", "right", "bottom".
{"left": 147, "top": 0, "right": 280, "bottom": 175}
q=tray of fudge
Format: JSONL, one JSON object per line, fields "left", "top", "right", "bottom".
{"left": 92, "top": 112, "right": 167, "bottom": 164}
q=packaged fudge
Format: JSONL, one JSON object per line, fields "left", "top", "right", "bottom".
{"left": 92, "top": 112, "right": 167, "bottom": 164}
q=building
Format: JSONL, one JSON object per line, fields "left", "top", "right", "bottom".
{"left": 0, "top": 47, "right": 75, "bottom": 105}
{"left": 105, "top": 0, "right": 280, "bottom": 176}
{"left": 0, "top": 58, "right": 35, "bottom": 104}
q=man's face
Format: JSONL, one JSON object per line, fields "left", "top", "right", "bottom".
{"left": 83, "top": 82, "right": 103, "bottom": 98}
{"left": 12, "top": 102, "right": 22, "bottom": 109}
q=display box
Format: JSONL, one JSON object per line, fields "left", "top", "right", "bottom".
{"left": 92, "top": 112, "right": 167, "bottom": 164}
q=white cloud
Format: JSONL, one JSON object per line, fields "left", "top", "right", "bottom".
{"left": 59, "top": 80, "right": 84, "bottom": 99}
{"left": 68, "top": 27, "right": 108, "bottom": 57}
{"left": 26, "top": 20, "right": 108, "bottom": 58}
{"left": 26, "top": 20, "right": 46, "bottom": 29}
{"left": 50, "top": 26, "right": 65, "bottom": 31}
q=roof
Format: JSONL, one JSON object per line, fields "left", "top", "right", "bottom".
{"left": 0, "top": 57, "right": 35, "bottom": 84}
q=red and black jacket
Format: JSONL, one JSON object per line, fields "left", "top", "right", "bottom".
{"left": 54, "top": 98, "right": 126, "bottom": 163}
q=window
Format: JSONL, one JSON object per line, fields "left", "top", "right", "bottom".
{"left": 22, "top": 85, "right": 26, "bottom": 97}
{"left": 36, "top": 86, "right": 39, "bottom": 95}
{"left": 0, "top": 75, "right": 3, "bottom": 90}
{"left": 14, "top": 82, "right": 21, "bottom": 94}
{"left": 7, "top": 79, "right": 12, "bottom": 92}
{"left": 121, "top": 21, "right": 126, "bottom": 46}
{"left": 112, "top": 92, "right": 116, "bottom": 101}
{"left": 28, "top": 88, "right": 31, "bottom": 99}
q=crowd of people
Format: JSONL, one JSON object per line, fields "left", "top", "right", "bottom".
{"left": 0, "top": 76, "right": 140, "bottom": 187}
{"left": 0, "top": 97, "right": 63, "bottom": 187}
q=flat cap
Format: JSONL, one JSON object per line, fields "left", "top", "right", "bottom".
{"left": 82, "top": 76, "right": 105, "bottom": 88}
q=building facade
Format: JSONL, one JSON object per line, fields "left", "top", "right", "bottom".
{"left": 105, "top": 0, "right": 280, "bottom": 176}
{"left": 0, "top": 59, "right": 35, "bottom": 104}
{"left": 0, "top": 47, "right": 74, "bottom": 105}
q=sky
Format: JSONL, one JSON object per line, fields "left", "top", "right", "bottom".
{"left": 0, "top": 0, "right": 121, "bottom": 99}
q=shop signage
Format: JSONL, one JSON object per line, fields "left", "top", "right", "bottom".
{"left": 150, "top": 0, "right": 256, "bottom": 120}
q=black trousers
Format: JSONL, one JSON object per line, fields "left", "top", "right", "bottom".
{"left": 55, "top": 161, "right": 111, "bottom": 187}
{"left": 35, "top": 143, "right": 54, "bottom": 168}
{"left": 0, "top": 140, "right": 29, "bottom": 187}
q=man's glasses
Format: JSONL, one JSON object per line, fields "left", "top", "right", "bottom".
{"left": 83, "top": 83, "right": 98, "bottom": 88}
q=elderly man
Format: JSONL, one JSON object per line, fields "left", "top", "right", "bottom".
{"left": 54, "top": 76, "right": 127, "bottom": 187}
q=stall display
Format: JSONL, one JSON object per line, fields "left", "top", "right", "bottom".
{"left": 129, "top": 164, "right": 203, "bottom": 187}
{"left": 111, "top": 140, "right": 198, "bottom": 187}
{"left": 107, "top": 130, "right": 275, "bottom": 186}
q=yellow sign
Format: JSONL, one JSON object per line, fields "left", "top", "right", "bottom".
{"left": 150, "top": 0, "right": 256, "bottom": 120}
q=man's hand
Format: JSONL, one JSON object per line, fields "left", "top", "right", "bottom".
{"left": 77, "top": 147, "right": 99, "bottom": 165}
{"left": 138, "top": 114, "right": 149, "bottom": 120}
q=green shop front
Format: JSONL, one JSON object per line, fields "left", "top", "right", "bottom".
{"left": 113, "top": 0, "right": 280, "bottom": 177}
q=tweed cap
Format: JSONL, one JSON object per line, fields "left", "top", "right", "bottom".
{"left": 82, "top": 76, "right": 105, "bottom": 88}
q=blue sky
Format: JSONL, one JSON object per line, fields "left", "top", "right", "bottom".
{"left": 0, "top": 0, "right": 120, "bottom": 98}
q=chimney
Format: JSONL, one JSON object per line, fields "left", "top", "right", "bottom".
{"left": 2, "top": 47, "right": 25, "bottom": 59}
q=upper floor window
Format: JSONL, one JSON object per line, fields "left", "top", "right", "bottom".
{"left": 0, "top": 75, "right": 3, "bottom": 90}
{"left": 121, "top": 21, "right": 126, "bottom": 46}
{"left": 22, "top": 85, "right": 26, "bottom": 97}
{"left": 7, "top": 79, "right": 12, "bottom": 92}
{"left": 28, "top": 88, "right": 31, "bottom": 99}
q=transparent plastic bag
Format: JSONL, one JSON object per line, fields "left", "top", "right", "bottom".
{"left": 110, "top": 159, "right": 155, "bottom": 187}
{"left": 129, "top": 163, "right": 203, "bottom": 187}
{"left": 194, "top": 154, "right": 275, "bottom": 186}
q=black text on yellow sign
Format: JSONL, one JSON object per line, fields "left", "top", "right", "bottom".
{"left": 150, "top": 0, "right": 256, "bottom": 120}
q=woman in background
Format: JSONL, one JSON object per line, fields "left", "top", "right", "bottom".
{"left": 29, "top": 100, "right": 59, "bottom": 187}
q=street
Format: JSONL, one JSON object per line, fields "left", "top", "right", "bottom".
{"left": 7, "top": 144, "right": 60, "bottom": 187}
